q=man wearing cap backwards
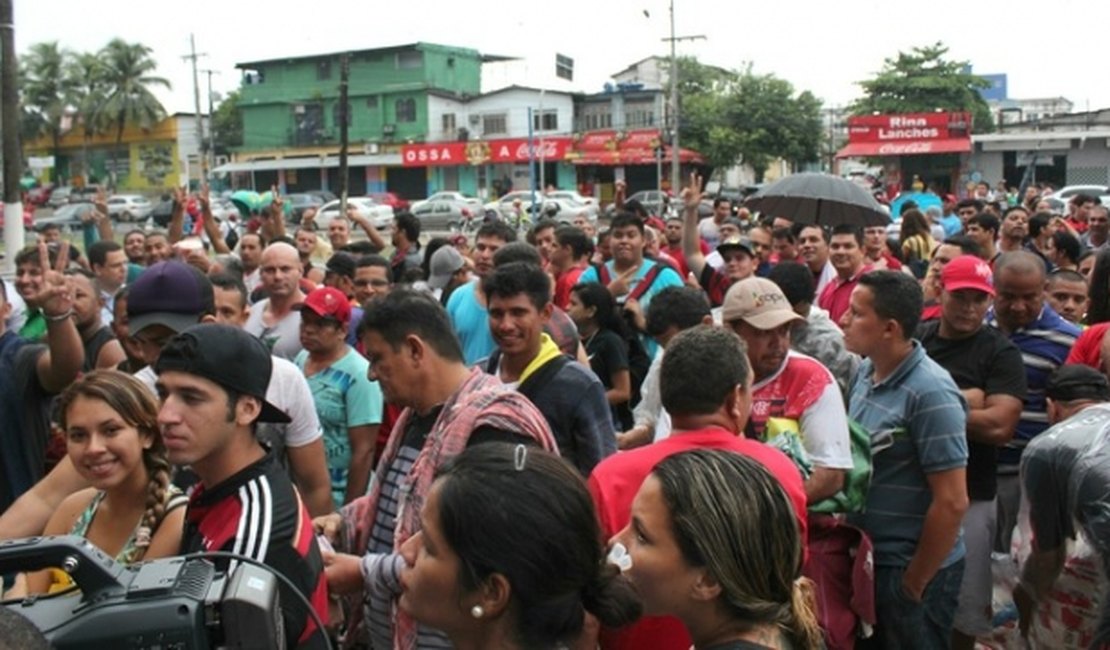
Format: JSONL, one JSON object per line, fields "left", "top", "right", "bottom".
{"left": 1014, "top": 365, "right": 1110, "bottom": 648}
{"left": 156, "top": 323, "right": 330, "bottom": 649}
{"left": 425, "top": 245, "right": 469, "bottom": 305}
{"left": 841, "top": 270, "right": 969, "bottom": 649}
{"left": 917, "top": 255, "right": 1026, "bottom": 649}
{"left": 245, "top": 242, "right": 309, "bottom": 361}
{"left": 722, "top": 277, "right": 853, "bottom": 503}
{"left": 294, "top": 287, "right": 382, "bottom": 507}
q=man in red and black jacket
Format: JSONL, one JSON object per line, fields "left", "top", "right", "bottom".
{"left": 155, "top": 323, "right": 329, "bottom": 649}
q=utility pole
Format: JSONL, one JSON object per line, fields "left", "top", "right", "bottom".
{"left": 1, "top": 0, "right": 24, "bottom": 273}
{"left": 182, "top": 34, "right": 207, "bottom": 187}
{"left": 338, "top": 53, "right": 350, "bottom": 216}
{"left": 200, "top": 68, "right": 219, "bottom": 174}
{"left": 663, "top": 0, "right": 704, "bottom": 195}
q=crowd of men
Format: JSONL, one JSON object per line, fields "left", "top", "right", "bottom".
{"left": 2, "top": 178, "right": 1110, "bottom": 650}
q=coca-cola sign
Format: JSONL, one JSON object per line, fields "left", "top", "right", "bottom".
{"left": 402, "top": 137, "right": 573, "bottom": 167}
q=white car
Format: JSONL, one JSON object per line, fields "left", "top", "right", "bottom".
{"left": 315, "top": 197, "right": 394, "bottom": 231}
{"left": 106, "top": 194, "right": 154, "bottom": 222}
{"left": 484, "top": 190, "right": 599, "bottom": 224}
{"left": 411, "top": 191, "right": 481, "bottom": 213}
{"left": 1046, "top": 185, "right": 1110, "bottom": 207}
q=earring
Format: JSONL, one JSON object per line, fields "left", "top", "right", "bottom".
{"left": 470, "top": 605, "right": 484, "bottom": 619}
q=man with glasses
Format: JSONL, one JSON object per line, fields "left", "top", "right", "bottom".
{"left": 353, "top": 254, "right": 393, "bottom": 305}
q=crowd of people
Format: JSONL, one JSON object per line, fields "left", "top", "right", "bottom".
{"left": 1, "top": 175, "right": 1109, "bottom": 650}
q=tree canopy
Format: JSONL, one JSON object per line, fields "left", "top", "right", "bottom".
{"left": 675, "top": 57, "right": 823, "bottom": 182}
{"left": 851, "top": 42, "right": 994, "bottom": 133}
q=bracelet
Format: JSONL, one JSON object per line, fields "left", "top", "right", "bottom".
{"left": 44, "top": 309, "right": 74, "bottom": 323}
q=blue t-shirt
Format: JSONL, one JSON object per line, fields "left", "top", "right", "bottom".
{"left": 295, "top": 347, "right": 383, "bottom": 504}
{"left": 941, "top": 214, "right": 962, "bottom": 238}
{"left": 577, "top": 259, "right": 683, "bottom": 358}
{"left": 446, "top": 280, "right": 496, "bottom": 366}
{"left": 986, "top": 305, "right": 1080, "bottom": 470}
{"left": 847, "top": 342, "right": 969, "bottom": 568}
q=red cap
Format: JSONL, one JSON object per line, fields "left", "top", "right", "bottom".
{"left": 941, "top": 255, "right": 994, "bottom": 296}
{"left": 296, "top": 287, "right": 352, "bottom": 324}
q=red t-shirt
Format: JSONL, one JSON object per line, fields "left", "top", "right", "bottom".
{"left": 587, "top": 427, "right": 807, "bottom": 650}
{"left": 1066, "top": 322, "right": 1109, "bottom": 368}
{"left": 553, "top": 265, "right": 587, "bottom": 310}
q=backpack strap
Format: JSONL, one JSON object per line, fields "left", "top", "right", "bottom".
{"left": 517, "top": 355, "right": 570, "bottom": 402}
{"left": 628, "top": 262, "right": 663, "bottom": 302}
{"left": 595, "top": 262, "right": 610, "bottom": 286}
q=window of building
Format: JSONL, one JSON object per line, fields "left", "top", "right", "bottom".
{"left": 442, "top": 112, "right": 457, "bottom": 133}
{"left": 624, "top": 104, "right": 655, "bottom": 128}
{"left": 366, "top": 96, "right": 378, "bottom": 109}
{"left": 396, "top": 98, "right": 417, "bottom": 123}
{"left": 396, "top": 50, "right": 423, "bottom": 70}
{"left": 316, "top": 60, "right": 331, "bottom": 80}
{"left": 532, "top": 109, "right": 558, "bottom": 131}
{"left": 482, "top": 113, "right": 507, "bottom": 135}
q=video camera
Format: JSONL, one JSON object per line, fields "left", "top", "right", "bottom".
{"left": 0, "top": 535, "right": 283, "bottom": 649}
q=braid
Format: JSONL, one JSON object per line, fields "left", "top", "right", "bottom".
{"left": 133, "top": 453, "right": 172, "bottom": 561}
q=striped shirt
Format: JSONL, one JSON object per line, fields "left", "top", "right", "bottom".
{"left": 986, "top": 305, "right": 1080, "bottom": 471}
{"left": 847, "top": 343, "right": 968, "bottom": 568}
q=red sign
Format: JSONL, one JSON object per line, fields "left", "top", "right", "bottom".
{"left": 846, "top": 112, "right": 971, "bottom": 143}
{"left": 401, "top": 137, "right": 573, "bottom": 167}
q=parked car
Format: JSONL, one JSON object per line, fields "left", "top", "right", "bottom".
{"left": 315, "top": 197, "right": 394, "bottom": 231}
{"left": 368, "top": 191, "right": 410, "bottom": 212}
{"left": 411, "top": 191, "right": 481, "bottom": 213}
{"left": 25, "top": 184, "right": 54, "bottom": 207}
{"left": 47, "top": 186, "right": 73, "bottom": 208}
{"left": 484, "top": 190, "right": 544, "bottom": 219}
{"left": 412, "top": 198, "right": 475, "bottom": 231}
{"left": 34, "top": 202, "right": 94, "bottom": 231}
{"left": 286, "top": 193, "right": 326, "bottom": 223}
{"left": 306, "top": 189, "right": 337, "bottom": 203}
{"left": 71, "top": 185, "right": 104, "bottom": 204}
{"left": 546, "top": 190, "right": 600, "bottom": 218}
{"left": 1046, "top": 185, "right": 1110, "bottom": 207}
{"left": 106, "top": 194, "right": 154, "bottom": 222}
{"left": 604, "top": 189, "right": 672, "bottom": 218}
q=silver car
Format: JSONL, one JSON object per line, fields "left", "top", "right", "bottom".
{"left": 106, "top": 194, "right": 154, "bottom": 222}
{"left": 412, "top": 198, "right": 476, "bottom": 231}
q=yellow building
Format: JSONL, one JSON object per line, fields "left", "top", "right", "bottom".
{"left": 25, "top": 112, "right": 208, "bottom": 192}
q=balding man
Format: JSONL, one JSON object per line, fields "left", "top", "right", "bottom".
{"left": 245, "top": 242, "right": 308, "bottom": 360}
{"left": 986, "top": 251, "right": 1080, "bottom": 552}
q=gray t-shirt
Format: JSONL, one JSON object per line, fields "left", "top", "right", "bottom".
{"left": 244, "top": 299, "right": 304, "bottom": 361}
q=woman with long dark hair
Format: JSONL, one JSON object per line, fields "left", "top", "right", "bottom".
{"left": 568, "top": 282, "right": 634, "bottom": 429}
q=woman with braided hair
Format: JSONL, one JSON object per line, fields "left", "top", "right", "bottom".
{"left": 24, "top": 370, "right": 186, "bottom": 594}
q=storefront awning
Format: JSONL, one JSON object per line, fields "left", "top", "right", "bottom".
{"left": 213, "top": 153, "right": 403, "bottom": 174}
{"left": 568, "top": 146, "right": 705, "bottom": 166}
{"left": 836, "top": 138, "right": 971, "bottom": 158}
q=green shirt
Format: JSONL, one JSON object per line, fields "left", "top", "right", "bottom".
{"left": 19, "top": 309, "right": 46, "bottom": 342}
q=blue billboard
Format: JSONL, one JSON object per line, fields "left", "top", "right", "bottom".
{"left": 978, "top": 73, "right": 1008, "bottom": 102}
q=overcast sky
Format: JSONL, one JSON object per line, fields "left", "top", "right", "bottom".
{"left": 15, "top": 0, "right": 1110, "bottom": 117}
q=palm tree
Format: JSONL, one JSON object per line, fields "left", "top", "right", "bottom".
{"left": 67, "top": 52, "right": 110, "bottom": 182}
{"left": 21, "top": 41, "right": 75, "bottom": 179}
{"left": 99, "top": 39, "right": 170, "bottom": 189}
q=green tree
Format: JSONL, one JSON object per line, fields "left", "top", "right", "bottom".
{"left": 67, "top": 51, "right": 110, "bottom": 182}
{"left": 21, "top": 41, "right": 75, "bottom": 175}
{"left": 675, "top": 57, "right": 823, "bottom": 183}
{"left": 851, "top": 41, "right": 994, "bottom": 133}
{"left": 99, "top": 39, "right": 170, "bottom": 188}
{"left": 211, "top": 90, "right": 243, "bottom": 154}
{"left": 727, "top": 67, "right": 824, "bottom": 181}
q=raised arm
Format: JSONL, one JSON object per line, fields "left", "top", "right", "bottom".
{"left": 682, "top": 172, "right": 708, "bottom": 279}
{"left": 167, "top": 186, "right": 186, "bottom": 244}
{"left": 197, "top": 185, "right": 231, "bottom": 255}
{"left": 32, "top": 242, "right": 83, "bottom": 393}
{"left": 347, "top": 207, "right": 387, "bottom": 252}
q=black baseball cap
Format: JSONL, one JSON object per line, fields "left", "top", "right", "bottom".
{"left": 154, "top": 323, "right": 291, "bottom": 424}
{"left": 128, "top": 262, "right": 214, "bottom": 336}
{"left": 1046, "top": 365, "right": 1110, "bottom": 403}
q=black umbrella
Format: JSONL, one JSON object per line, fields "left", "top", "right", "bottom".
{"left": 743, "top": 173, "right": 890, "bottom": 227}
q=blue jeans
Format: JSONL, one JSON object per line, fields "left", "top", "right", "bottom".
{"left": 865, "top": 560, "right": 965, "bottom": 650}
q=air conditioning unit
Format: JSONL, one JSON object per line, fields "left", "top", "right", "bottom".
{"left": 364, "top": 142, "right": 380, "bottom": 155}
{"left": 468, "top": 114, "right": 481, "bottom": 126}
{"left": 294, "top": 104, "right": 306, "bottom": 114}
{"left": 382, "top": 124, "right": 396, "bottom": 135}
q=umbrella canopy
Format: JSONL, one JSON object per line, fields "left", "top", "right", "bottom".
{"left": 743, "top": 173, "right": 890, "bottom": 227}
{"left": 890, "top": 191, "right": 942, "bottom": 219}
